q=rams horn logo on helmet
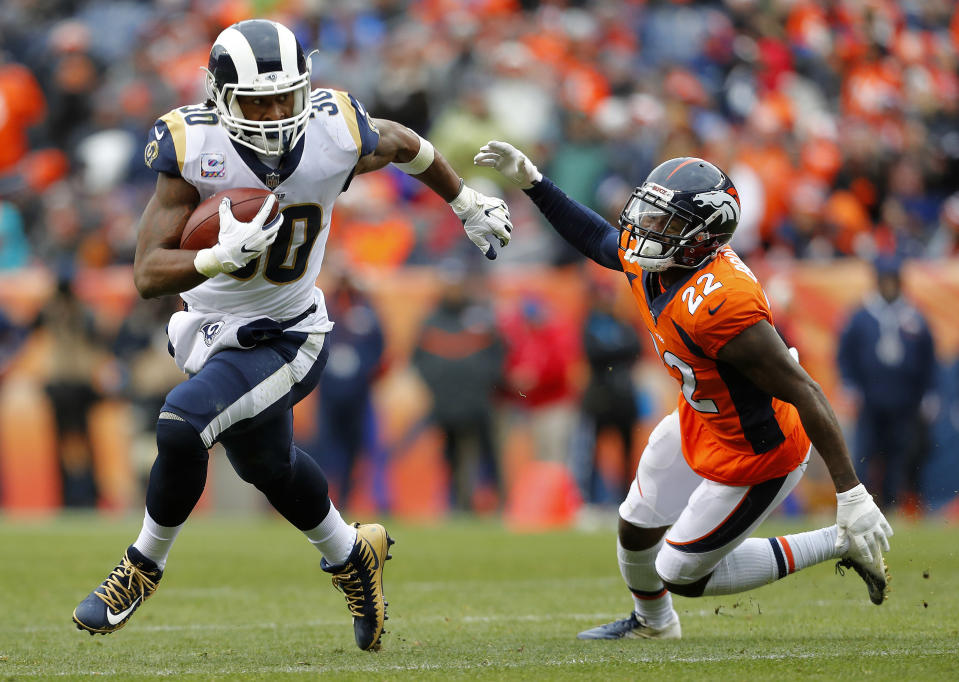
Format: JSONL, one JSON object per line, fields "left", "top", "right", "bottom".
{"left": 692, "top": 190, "right": 740, "bottom": 224}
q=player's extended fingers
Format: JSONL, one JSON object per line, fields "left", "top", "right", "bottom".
{"left": 473, "top": 151, "right": 501, "bottom": 167}
{"left": 877, "top": 527, "right": 891, "bottom": 553}
{"left": 263, "top": 212, "right": 284, "bottom": 231}
{"left": 866, "top": 534, "right": 883, "bottom": 564}
{"left": 880, "top": 516, "right": 894, "bottom": 538}
{"left": 262, "top": 215, "right": 283, "bottom": 242}
{"left": 852, "top": 535, "right": 874, "bottom": 566}
{"left": 253, "top": 193, "right": 278, "bottom": 226}
{"left": 218, "top": 197, "right": 233, "bottom": 220}
{"left": 486, "top": 140, "right": 518, "bottom": 156}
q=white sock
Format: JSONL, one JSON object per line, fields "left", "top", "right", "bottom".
{"left": 618, "top": 538, "right": 676, "bottom": 628}
{"left": 703, "top": 526, "right": 840, "bottom": 596}
{"left": 777, "top": 525, "right": 841, "bottom": 569}
{"left": 303, "top": 503, "right": 356, "bottom": 565}
{"left": 133, "top": 509, "right": 183, "bottom": 571}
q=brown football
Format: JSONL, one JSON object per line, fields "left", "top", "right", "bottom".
{"left": 180, "top": 187, "right": 279, "bottom": 251}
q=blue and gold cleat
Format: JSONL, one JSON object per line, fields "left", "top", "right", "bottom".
{"left": 73, "top": 546, "right": 162, "bottom": 635}
{"left": 321, "top": 523, "right": 394, "bottom": 651}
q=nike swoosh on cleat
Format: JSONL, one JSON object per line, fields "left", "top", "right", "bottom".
{"left": 240, "top": 245, "right": 256, "bottom": 253}
{"left": 362, "top": 539, "right": 380, "bottom": 572}
{"left": 707, "top": 299, "right": 727, "bottom": 315}
{"left": 106, "top": 597, "right": 141, "bottom": 625}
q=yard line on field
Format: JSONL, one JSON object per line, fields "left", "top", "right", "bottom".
{"left": 13, "top": 648, "right": 959, "bottom": 677}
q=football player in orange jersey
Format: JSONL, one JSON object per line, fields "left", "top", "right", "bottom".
{"left": 476, "top": 141, "right": 893, "bottom": 640}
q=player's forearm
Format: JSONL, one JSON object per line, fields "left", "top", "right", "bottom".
{"left": 792, "top": 383, "right": 860, "bottom": 493}
{"left": 133, "top": 248, "right": 207, "bottom": 298}
{"left": 524, "top": 176, "right": 622, "bottom": 271}
{"left": 133, "top": 192, "right": 207, "bottom": 298}
{"left": 413, "top": 149, "right": 465, "bottom": 203}
{"left": 375, "top": 120, "right": 462, "bottom": 201}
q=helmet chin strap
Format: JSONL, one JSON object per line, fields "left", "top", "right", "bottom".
{"left": 635, "top": 256, "right": 675, "bottom": 272}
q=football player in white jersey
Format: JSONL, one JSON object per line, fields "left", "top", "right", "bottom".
{"left": 72, "top": 19, "right": 512, "bottom": 652}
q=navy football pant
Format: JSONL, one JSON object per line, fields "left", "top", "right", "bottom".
{"left": 145, "top": 330, "right": 331, "bottom": 529}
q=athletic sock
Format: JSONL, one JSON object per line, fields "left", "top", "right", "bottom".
{"left": 618, "top": 538, "right": 676, "bottom": 628}
{"left": 133, "top": 509, "right": 183, "bottom": 571}
{"left": 303, "top": 503, "right": 357, "bottom": 565}
{"left": 703, "top": 526, "right": 840, "bottom": 596}
{"left": 776, "top": 525, "right": 841, "bottom": 569}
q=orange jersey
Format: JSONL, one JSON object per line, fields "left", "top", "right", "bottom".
{"left": 622, "top": 245, "right": 809, "bottom": 485}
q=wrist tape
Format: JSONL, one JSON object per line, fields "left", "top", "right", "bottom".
{"left": 194, "top": 248, "right": 224, "bottom": 278}
{"left": 392, "top": 135, "right": 435, "bottom": 175}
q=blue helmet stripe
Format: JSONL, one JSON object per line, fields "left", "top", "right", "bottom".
{"left": 235, "top": 20, "right": 282, "bottom": 74}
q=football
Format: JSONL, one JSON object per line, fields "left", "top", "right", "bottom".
{"left": 180, "top": 187, "right": 279, "bottom": 251}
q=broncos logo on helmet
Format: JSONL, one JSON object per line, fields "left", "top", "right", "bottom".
{"left": 693, "top": 189, "right": 741, "bottom": 225}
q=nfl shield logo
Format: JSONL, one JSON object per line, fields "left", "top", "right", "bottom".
{"left": 265, "top": 172, "right": 281, "bottom": 189}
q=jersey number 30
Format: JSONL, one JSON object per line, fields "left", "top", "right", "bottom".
{"left": 228, "top": 204, "right": 323, "bottom": 284}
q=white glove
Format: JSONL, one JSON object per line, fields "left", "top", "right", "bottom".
{"left": 194, "top": 194, "right": 283, "bottom": 277}
{"left": 835, "top": 483, "right": 893, "bottom": 566}
{"left": 473, "top": 140, "right": 543, "bottom": 189}
{"left": 449, "top": 183, "right": 512, "bottom": 260}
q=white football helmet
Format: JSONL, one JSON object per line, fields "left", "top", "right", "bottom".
{"left": 204, "top": 19, "right": 314, "bottom": 156}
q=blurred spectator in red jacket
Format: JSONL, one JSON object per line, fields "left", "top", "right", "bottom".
{"left": 498, "top": 294, "right": 581, "bottom": 466}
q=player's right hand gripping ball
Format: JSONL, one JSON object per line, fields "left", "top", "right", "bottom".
{"left": 189, "top": 190, "right": 283, "bottom": 277}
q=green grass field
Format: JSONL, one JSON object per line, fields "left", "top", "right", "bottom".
{"left": 1, "top": 513, "right": 956, "bottom": 680}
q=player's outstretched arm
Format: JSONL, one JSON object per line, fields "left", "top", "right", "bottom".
{"left": 474, "top": 140, "right": 622, "bottom": 271}
{"left": 355, "top": 119, "right": 512, "bottom": 260}
{"left": 716, "top": 320, "right": 893, "bottom": 564}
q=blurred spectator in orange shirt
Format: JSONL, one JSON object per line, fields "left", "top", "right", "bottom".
{"left": 0, "top": 62, "right": 46, "bottom": 173}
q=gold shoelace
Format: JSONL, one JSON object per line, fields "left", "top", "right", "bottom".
{"left": 94, "top": 555, "right": 160, "bottom": 612}
{"left": 330, "top": 547, "right": 376, "bottom": 618}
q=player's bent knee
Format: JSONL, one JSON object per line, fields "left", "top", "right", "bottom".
{"left": 156, "top": 412, "right": 208, "bottom": 461}
{"left": 661, "top": 574, "right": 711, "bottom": 598}
{"left": 619, "top": 517, "right": 669, "bottom": 551}
{"left": 655, "top": 544, "right": 714, "bottom": 593}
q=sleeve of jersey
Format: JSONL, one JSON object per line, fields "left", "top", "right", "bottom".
{"left": 694, "top": 285, "right": 771, "bottom": 358}
{"left": 523, "top": 176, "right": 622, "bottom": 271}
{"left": 142, "top": 117, "right": 183, "bottom": 178}
{"left": 332, "top": 91, "right": 379, "bottom": 158}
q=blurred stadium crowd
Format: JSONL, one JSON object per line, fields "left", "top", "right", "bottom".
{"left": 1, "top": 0, "right": 958, "bottom": 270}
{"left": 1, "top": 0, "right": 958, "bottom": 517}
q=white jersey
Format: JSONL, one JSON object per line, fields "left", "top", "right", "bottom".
{"left": 145, "top": 88, "right": 380, "bottom": 326}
